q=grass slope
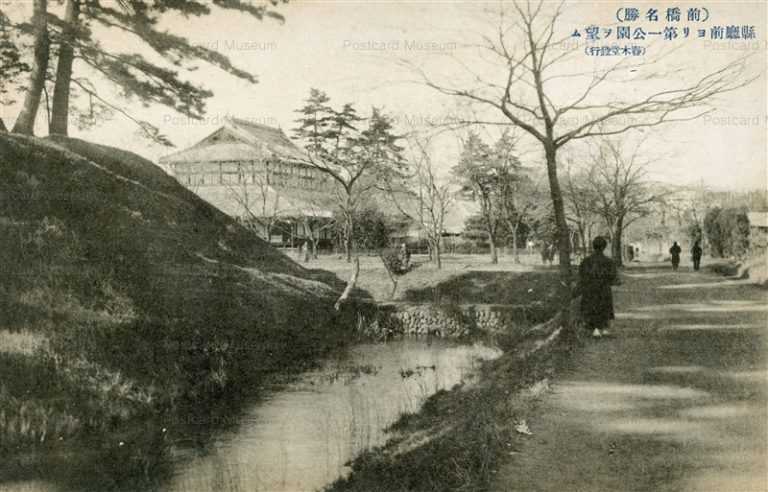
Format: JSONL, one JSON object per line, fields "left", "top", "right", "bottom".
{"left": 0, "top": 133, "right": 348, "bottom": 489}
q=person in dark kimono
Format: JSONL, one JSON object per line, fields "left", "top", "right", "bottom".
{"left": 540, "top": 242, "right": 551, "bottom": 265}
{"left": 691, "top": 240, "right": 703, "bottom": 271}
{"left": 669, "top": 241, "right": 682, "bottom": 271}
{"left": 579, "top": 236, "right": 618, "bottom": 338}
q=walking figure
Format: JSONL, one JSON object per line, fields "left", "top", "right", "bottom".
{"left": 669, "top": 241, "right": 682, "bottom": 271}
{"left": 579, "top": 236, "right": 618, "bottom": 338}
{"left": 691, "top": 240, "right": 703, "bottom": 271}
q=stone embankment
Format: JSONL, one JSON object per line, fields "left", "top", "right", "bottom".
{"left": 354, "top": 301, "right": 553, "bottom": 338}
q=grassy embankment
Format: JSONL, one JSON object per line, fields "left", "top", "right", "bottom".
{"left": 0, "top": 133, "right": 355, "bottom": 488}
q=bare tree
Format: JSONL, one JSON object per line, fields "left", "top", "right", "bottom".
{"left": 300, "top": 201, "right": 336, "bottom": 262}
{"left": 562, "top": 161, "right": 601, "bottom": 257}
{"left": 410, "top": 0, "right": 755, "bottom": 310}
{"left": 226, "top": 172, "right": 282, "bottom": 242}
{"left": 227, "top": 166, "right": 336, "bottom": 263}
{"left": 583, "top": 137, "right": 666, "bottom": 267}
{"left": 410, "top": 134, "right": 454, "bottom": 269}
{"left": 663, "top": 181, "right": 710, "bottom": 242}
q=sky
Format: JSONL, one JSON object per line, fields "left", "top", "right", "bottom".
{"left": 2, "top": 0, "right": 766, "bottom": 191}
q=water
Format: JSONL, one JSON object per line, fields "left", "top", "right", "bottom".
{"left": 0, "top": 339, "right": 500, "bottom": 492}
{"left": 167, "top": 339, "right": 501, "bottom": 492}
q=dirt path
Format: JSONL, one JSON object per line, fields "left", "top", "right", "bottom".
{"left": 492, "top": 263, "right": 768, "bottom": 492}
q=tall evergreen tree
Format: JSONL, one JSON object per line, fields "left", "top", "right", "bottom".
{"left": 11, "top": 0, "right": 49, "bottom": 135}
{"left": 8, "top": 0, "right": 285, "bottom": 139}
{"left": 0, "top": 11, "right": 28, "bottom": 131}
{"left": 293, "top": 89, "right": 404, "bottom": 262}
{"left": 453, "top": 132, "right": 502, "bottom": 263}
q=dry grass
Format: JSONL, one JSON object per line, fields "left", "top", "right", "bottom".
{"left": 0, "top": 329, "right": 47, "bottom": 355}
{"left": 0, "top": 133, "right": 353, "bottom": 488}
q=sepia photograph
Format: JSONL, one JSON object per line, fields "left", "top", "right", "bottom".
{"left": 0, "top": 0, "right": 766, "bottom": 490}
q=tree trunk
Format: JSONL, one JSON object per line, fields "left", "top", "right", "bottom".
{"left": 577, "top": 224, "right": 587, "bottom": 257}
{"left": 379, "top": 251, "right": 398, "bottom": 299}
{"left": 303, "top": 219, "right": 311, "bottom": 262}
{"left": 344, "top": 215, "right": 353, "bottom": 263}
{"left": 12, "top": 0, "right": 49, "bottom": 135}
{"left": 612, "top": 218, "right": 624, "bottom": 267}
{"left": 334, "top": 257, "right": 359, "bottom": 311}
{"left": 427, "top": 238, "right": 443, "bottom": 270}
{"left": 544, "top": 143, "right": 573, "bottom": 319}
{"left": 511, "top": 225, "right": 519, "bottom": 263}
{"left": 489, "top": 238, "right": 498, "bottom": 264}
{"left": 50, "top": 0, "right": 80, "bottom": 136}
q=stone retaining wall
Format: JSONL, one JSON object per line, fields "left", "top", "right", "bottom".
{"left": 354, "top": 301, "right": 553, "bottom": 338}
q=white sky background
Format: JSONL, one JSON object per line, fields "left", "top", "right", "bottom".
{"left": 2, "top": 0, "right": 766, "bottom": 191}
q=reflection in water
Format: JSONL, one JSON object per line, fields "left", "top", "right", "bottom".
{"left": 167, "top": 340, "right": 501, "bottom": 492}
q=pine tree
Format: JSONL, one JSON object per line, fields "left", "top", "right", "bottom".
{"left": 293, "top": 89, "right": 404, "bottom": 262}
{"left": 0, "top": 11, "right": 28, "bottom": 131}
{"left": 11, "top": 0, "right": 49, "bottom": 135}
{"left": 453, "top": 132, "right": 503, "bottom": 263}
{"left": 9, "top": 0, "right": 285, "bottom": 140}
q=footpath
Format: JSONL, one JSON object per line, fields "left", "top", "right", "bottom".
{"left": 492, "top": 263, "right": 768, "bottom": 492}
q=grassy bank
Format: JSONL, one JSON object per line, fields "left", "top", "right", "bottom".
{"left": 0, "top": 133, "right": 355, "bottom": 489}
{"left": 313, "top": 254, "right": 558, "bottom": 305}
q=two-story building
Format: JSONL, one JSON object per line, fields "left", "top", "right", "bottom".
{"left": 159, "top": 117, "right": 335, "bottom": 245}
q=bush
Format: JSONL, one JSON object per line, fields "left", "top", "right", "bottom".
{"left": 704, "top": 206, "right": 750, "bottom": 258}
{"left": 381, "top": 248, "right": 409, "bottom": 275}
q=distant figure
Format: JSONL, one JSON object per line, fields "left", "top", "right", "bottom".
{"left": 626, "top": 245, "right": 635, "bottom": 262}
{"left": 540, "top": 243, "right": 555, "bottom": 265}
{"left": 400, "top": 242, "right": 411, "bottom": 271}
{"left": 669, "top": 241, "right": 682, "bottom": 271}
{"left": 579, "top": 236, "right": 618, "bottom": 338}
{"left": 691, "top": 240, "right": 703, "bottom": 271}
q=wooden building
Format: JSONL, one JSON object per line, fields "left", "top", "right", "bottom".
{"left": 159, "top": 117, "right": 335, "bottom": 245}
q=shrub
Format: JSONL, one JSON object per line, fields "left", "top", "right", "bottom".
{"left": 381, "top": 248, "right": 409, "bottom": 275}
{"left": 704, "top": 206, "right": 750, "bottom": 258}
